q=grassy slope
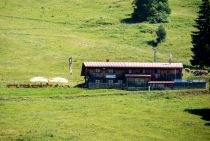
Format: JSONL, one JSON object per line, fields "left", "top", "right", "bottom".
{"left": 0, "top": 90, "right": 210, "bottom": 141}
{"left": 0, "top": 0, "right": 201, "bottom": 85}
{"left": 1, "top": 1, "right": 210, "bottom": 140}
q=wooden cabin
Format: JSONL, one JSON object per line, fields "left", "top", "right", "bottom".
{"left": 81, "top": 62, "right": 185, "bottom": 89}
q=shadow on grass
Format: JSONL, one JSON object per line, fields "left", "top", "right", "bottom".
{"left": 74, "top": 83, "right": 85, "bottom": 88}
{"left": 120, "top": 18, "right": 140, "bottom": 24}
{"left": 185, "top": 109, "right": 210, "bottom": 126}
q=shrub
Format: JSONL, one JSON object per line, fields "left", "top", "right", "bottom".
{"left": 132, "top": 0, "right": 171, "bottom": 23}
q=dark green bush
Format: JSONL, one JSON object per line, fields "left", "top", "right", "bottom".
{"left": 132, "top": 0, "right": 171, "bottom": 23}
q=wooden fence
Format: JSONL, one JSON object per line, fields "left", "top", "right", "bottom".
{"left": 7, "top": 84, "right": 53, "bottom": 88}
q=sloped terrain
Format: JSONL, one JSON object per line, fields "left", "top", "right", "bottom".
{"left": 0, "top": 0, "right": 200, "bottom": 85}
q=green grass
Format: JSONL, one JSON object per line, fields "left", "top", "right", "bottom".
{"left": 1, "top": 1, "right": 210, "bottom": 140}
{"left": 0, "top": 88, "right": 129, "bottom": 97}
{"left": 0, "top": 89, "right": 210, "bottom": 141}
{"left": 0, "top": 0, "right": 202, "bottom": 85}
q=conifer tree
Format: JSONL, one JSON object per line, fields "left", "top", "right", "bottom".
{"left": 191, "top": 0, "right": 210, "bottom": 68}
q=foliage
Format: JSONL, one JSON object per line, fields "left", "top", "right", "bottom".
{"left": 148, "top": 25, "right": 166, "bottom": 47}
{"left": 191, "top": 0, "right": 210, "bottom": 68}
{"left": 148, "top": 25, "right": 166, "bottom": 62}
{"left": 132, "top": 0, "right": 171, "bottom": 23}
{"left": 156, "top": 25, "right": 166, "bottom": 42}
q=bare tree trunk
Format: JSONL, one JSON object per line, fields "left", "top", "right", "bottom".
{"left": 169, "top": 53, "right": 173, "bottom": 63}
{"left": 153, "top": 47, "right": 158, "bottom": 62}
{"left": 68, "top": 57, "right": 72, "bottom": 80}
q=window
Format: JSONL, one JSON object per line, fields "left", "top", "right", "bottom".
{"left": 142, "top": 69, "right": 146, "bottom": 74}
{"left": 155, "top": 69, "right": 160, "bottom": 74}
{"left": 95, "top": 80, "right": 100, "bottom": 84}
{"left": 108, "top": 80, "right": 113, "bottom": 85}
{"left": 95, "top": 69, "right": 100, "bottom": 73}
{"left": 118, "top": 80, "right": 123, "bottom": 84}
{"left": 128, "top": 69, "right": 132, "bottom": 74}
{"left": 108, "top": 69, "right": 113, "bottom": 74}
{"left": 140, "top": 69, "right": 143, "bottom": 73}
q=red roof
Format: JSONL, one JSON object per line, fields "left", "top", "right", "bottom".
{"left": 83, "top": 62, "right": 183, "bottom": 69}
{"left": 125, "top": 74, "right": 151, "bottom": 78}
{"left": 148, "top": 81, "right": 175, "bottom": 84}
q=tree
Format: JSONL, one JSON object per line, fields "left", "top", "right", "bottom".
{"left": 156, "top": 25, "right": 166, "bottom": 42}
{"left": 132, "top": 0, "right": 171, "bottom": 23}
{"left": 191, "top": 0, "right": 210, "bottom": 68}
{"left": 148, "top": 25, "right": 167, "bottom": 62}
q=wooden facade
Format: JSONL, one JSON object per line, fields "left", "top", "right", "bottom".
{"left": 81, "top": 62, "right": 188, "bottom": 89}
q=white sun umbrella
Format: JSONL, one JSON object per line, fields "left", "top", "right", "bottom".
{"left": 49, "top": 77, "right": 69, "bottom": 83}
{"left": 30, "top": 76, "right": 48, "bottom": 83}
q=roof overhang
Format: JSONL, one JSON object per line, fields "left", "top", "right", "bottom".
{"left": 81, "top": 62, "right": 183, "bottom": 76}
{"left": 83, "top": 62, "right": 183, "bottom": 69}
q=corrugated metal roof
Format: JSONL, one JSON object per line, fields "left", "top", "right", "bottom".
{"left": 83, "top": 62, "right": 183, "bottom": 69}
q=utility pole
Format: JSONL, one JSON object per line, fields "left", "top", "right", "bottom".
{"left": 68, "top": 57, "right": 72, "bottom": 80}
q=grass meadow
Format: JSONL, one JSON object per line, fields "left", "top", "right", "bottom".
{"left": 0, "top": 0, "right": 210, "bottom": 140}
{"left": 0, "top": 89, "right": 210, "bottom": 141}
{"left": 0, "top": 0, "right": 202, "bottom": 85}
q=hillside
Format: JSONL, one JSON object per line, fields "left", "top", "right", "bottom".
{"left": 0, "top": 0, "right": 201, "bottom": 85}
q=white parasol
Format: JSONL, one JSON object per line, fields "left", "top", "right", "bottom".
{"left": 30, "top": 76, "right": 48, "bottom": 83}
{"left": 49, "top": 77, "right": 69, "bottom": 83}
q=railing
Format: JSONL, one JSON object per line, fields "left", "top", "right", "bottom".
{"left": 174, "top": 79, "right": 206, "bottom": 83}
{"left": 88, "top": 80, "right": 207, "bottom": 90}
{"left": 173, "top": 81, "right": 206, "bottom": 89}
{"left": 150, "top": 80, "right": 207, "bottom": 90}
{"left": 88, "top": 83, "right": 126, "bottom": 89}
{"left": 88, "top": 83, "right": 148, "bottom": 90}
